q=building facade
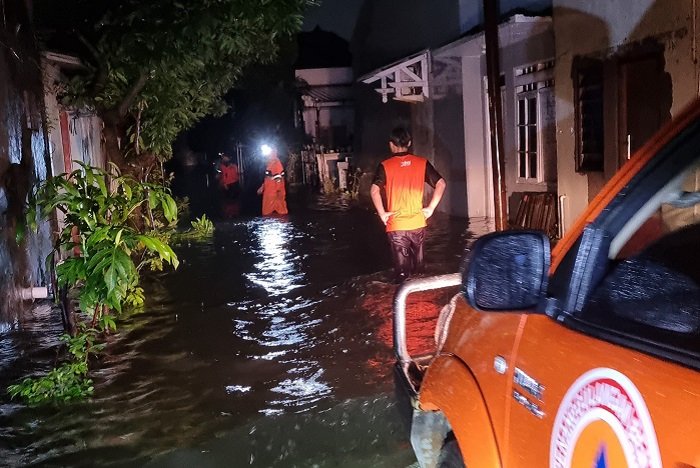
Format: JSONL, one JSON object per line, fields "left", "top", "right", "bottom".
{"left": 296, "top": 66, "right": 355, "bottom": 189}
{"left": 43, "top": 52, "right": 107, "bottom": 177}
{"left": 552, "top": 0, "right": 700, "bottom": 232}
{"left": 361, "top": 15, "right": 557, "bottom": 233}
{"left": 0, "top": 0, "right": 54, "bottom": 321}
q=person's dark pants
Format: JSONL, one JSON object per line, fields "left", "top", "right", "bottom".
{"left": 387, "top": 228, "right": 426, "bottom": 283}
{"left": 223, "top": 182, "right": 241, "bottom": 199}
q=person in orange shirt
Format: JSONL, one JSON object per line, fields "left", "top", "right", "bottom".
{"left": 257, "top": 147, "right": 288, "bottom": 216}
{"left": 371, "top": 126, "right": 446, "bottom": 283}
{"left": 217, "top": 153, "right": 240, "bottom": 198}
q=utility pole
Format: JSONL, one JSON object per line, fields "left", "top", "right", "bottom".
{"left": 484, "top": 0, "right": 508, "bottom": 231}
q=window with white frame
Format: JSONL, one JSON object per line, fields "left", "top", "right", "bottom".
{"left": 514, "top": 60, "right": 555, "bottom": 184}
{"left": 516, "top": 88, "right": 539, "bottom": 181}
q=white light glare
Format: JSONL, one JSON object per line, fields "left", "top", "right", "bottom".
{"left": 261, "top": 144, "right": 273, "bottom": 156}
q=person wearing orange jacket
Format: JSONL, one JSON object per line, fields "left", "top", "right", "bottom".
{"left": 217, "top": 153, "right": 240, "bottom": 198}
{"left": 371, "top": 126, "right": 446, "bottom": 283}
{"left": 257, "top": 146, "right": 288, "bottom": 216}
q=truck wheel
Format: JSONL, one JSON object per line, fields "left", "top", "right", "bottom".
{"left": 437, "top": 437, "right": 466, "bottom": 468}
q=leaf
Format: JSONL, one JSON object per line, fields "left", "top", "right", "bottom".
{"left": 136, "top": 235, "right": 157, "bottom": 252}
{"left": 161, "top": 195, "right": 178, "bottom": 223}
{"left": 14, "top": 218, "right": 27, "bottom": 245}
{"left": 148, "top": 190, "right": 158, "bottom": 210}
{"left": 96, "top": 175, "right": 108, "bottom": 198}
{"left": 122, "top": 182, "right": 133, "bottom": 200}
{"left": 114, "top": 228, "right": 123, "bottom": 246}
{"left": 104, "top": 262, "right": 119, "bottom": 292}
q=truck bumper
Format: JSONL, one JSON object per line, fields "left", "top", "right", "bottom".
{"left": 394, "top": 360, "right": 451, "bottom": 468}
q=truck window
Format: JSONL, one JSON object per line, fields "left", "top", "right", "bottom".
{"left": 578, "top": 169, "right": 700, "bottom": 358}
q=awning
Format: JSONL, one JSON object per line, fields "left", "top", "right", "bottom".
{"left": 300, "top": 84, "right": 353, "bottom": 105}
{"left": 358, "top": 50, "right": 430, "bottom": 103}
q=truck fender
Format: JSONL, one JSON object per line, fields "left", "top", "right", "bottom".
{"left": 418, "top": 354, "right": 502, "bottom": 468}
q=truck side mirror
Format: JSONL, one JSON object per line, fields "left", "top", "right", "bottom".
{"left": 462, "top": 230, "right": 550, "bottom": 311}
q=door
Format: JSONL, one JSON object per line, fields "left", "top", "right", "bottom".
{"left": 618, "top": 53, "right": 672, "bottom": 165}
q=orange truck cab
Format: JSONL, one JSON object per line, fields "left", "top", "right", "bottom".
{"left": 394, "top": 99, "right": 700, "bottom": 468}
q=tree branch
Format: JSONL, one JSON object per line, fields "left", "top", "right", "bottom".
{"left": 76, "top": 32, "right": 108, "bottom": 97}
{"left": 117, "top": 72, "right": 148, "bottom": 118}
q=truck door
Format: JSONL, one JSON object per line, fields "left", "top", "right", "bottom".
{"left": 506, "top": 166, "right": 700, "bottom": 467}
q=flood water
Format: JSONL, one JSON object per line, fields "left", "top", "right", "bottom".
{"left": 0, "top": 194, "right": 490, "bottom": 467}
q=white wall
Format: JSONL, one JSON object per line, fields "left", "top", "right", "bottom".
{"left": 435, "top": 16, "right": 554, "bottom": 219}
{"left": 464, "top": 53, "right": 493, "bottom": 218}
{"left": 296, "top": 67, "right": 353, "bottom": 86}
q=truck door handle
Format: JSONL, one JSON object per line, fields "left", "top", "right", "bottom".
{"left": 494, "top": 355, "right": 508, "bottom": 374}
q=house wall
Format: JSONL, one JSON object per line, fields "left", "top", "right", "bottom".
{"left": 0, "top": 0, "right": 54, "bottom": 321}
{"left": 350, "top": 0, "right": 462, "bottom": 188}
{"left": 428, "top": 17, "right": 554, "bottom": 219}
{"left": 351, "top": 82, "right": 411, "bottom": 183}
{"left": 43, "top": 58, "right": 106, "bottom": 174}
{"left": 553, "top": 0, "right": 699, "bottom": 232}
{"left": 411, "top": 99, "right": 435, "bottom": 163}
{"left": 432, "top": 54, "right": 469, "bottom": 217}
{"left": 296, "top": 67, "right": 355, "bottom": 150}
{"left": 499, "top": 23, "right": 556, "bottom": 216}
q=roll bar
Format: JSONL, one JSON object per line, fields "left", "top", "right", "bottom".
{"left": 392, "top": 273, "right": 462, "bottom": 364}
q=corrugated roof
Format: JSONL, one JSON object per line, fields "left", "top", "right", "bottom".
{"left": 300, "top": 84, "right": 353, "bottom": 104}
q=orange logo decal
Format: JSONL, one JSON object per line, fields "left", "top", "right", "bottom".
{"left": 550, "top": 368, "right": 661, "bottom": 468}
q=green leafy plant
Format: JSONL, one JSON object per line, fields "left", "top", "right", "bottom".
{"left": 8, "top": 326, "right": 101, "bottom": 405}
{"left": 191, "top": 215, "right": 214, "bottom": 236}
{"left": 175, "top": 214, "right": 215, "bottom": 242}
{"left": 33, "top": 162, "right": 179, "bottom": 319}
{"left": 322, "top": 176, "right": 339, "bottom": 196}
{"left": 8, "top": 363, "right": 93, "bottom": 405}
{"left": 9, "top": 163, "right": 179, "bottom": 405}
{"left": 348, "top": 169, "right": 364, "bottom": 200}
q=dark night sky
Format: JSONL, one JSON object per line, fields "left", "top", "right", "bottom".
{"left": 302, "top": 0, "right": 364, "bottom": 40}
{"left": 302, "top": 0, "right": 553, "bottom": 42}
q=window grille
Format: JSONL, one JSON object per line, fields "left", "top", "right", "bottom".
{"left": 573, "top": 58, "right": 604, "bottom": 172}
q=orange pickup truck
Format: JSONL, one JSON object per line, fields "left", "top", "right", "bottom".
{"left": 393, "top": 99, "right": 700, "bottom": 468}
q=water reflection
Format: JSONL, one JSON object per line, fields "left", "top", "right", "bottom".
{"left": 245, "top": 218, "right": 305, "bottom": 296}
{"left": 243, "top": 218, "right": 333, "bottom": 414}
{"left": 270, "top": 365, "right": 332, "bottom": 410}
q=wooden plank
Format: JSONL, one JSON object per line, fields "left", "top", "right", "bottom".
{"left": 512, "top": 191, "right": 559, "bottom": 239}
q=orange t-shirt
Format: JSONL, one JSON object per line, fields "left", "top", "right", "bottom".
{"left": 378, "top": 154, "right": 432, "bottom": 232}
{"left": 220, "top": 163, "right": 239, "bottom": 187}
